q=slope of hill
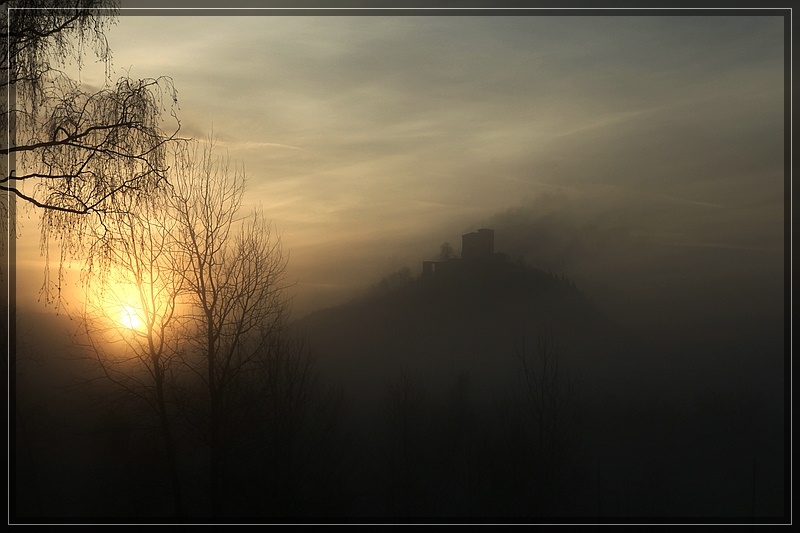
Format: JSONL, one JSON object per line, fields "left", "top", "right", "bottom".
{"left": 291, "top": 258, "right": 623, "bottom": 402}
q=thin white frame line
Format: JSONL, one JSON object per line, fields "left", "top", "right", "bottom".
{"left": 7, "top": 6, "right": 795, "bottom": 10}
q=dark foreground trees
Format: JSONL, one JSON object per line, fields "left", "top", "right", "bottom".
{"left": 497, "top": 332, "right": 587, "bottom": 516}
{"left": 70, "top": 136, "right": 346, "bottom": 518}
{"left": 4, "top": 7, "right": 341, "bottom": 519}
{"left": 226, "top": 335, "right": 351, "bottom": 517}
{"left": 1, "top": 1, "right": 181, "bottom": 303}
{"left": 169, "top": 139, "right": 291, "bottom": 515}
{"left": 5, "top": 2, "right": 185, "bottom": 518}
{"left": 358, "top": 333, "right": 587, "bottom": 518}
{"left": 75, "top": 191, "right": 186, "bottom": 515}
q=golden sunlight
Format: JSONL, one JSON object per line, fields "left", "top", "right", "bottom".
{"left": 119, "top": 304, "right": 144, "bottom": 331}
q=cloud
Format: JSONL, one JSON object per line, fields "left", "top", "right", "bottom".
{"left": 216, "top": 140, "right": 308, "bottom": 152}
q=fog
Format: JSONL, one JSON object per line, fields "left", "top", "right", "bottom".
{"left": 9, "top": 8, "right": 787, "bottom": 524}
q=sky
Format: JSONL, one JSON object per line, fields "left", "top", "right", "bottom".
{"left": 13, "top": 10, "right": 787, "bottom": 324}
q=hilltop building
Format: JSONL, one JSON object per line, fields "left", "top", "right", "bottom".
{"left": 422, "top": 228, "right": 506, "bottom": 276}
{"left": 462, "top": 228, "right": 495, "bottom": 260}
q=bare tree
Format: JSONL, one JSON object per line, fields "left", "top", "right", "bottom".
{"left": 73, "top": 190, "right": 186, "bottom": 516}
{"left": 439, "top": 242, "right": 455, "bottom": 261}
{"left": 228, "top": 335, "right": 349, "bottom": 516}
{"left": 518, "top": 334, "right": 583, "bottom": 466}
{"left": 499, "top": 331, "right": 586, "bottom": 516}
{"left": 1, "top": 1, "right": 181, "bottom": 304}
{"left": 68, "top": 137, "right": 291, "bottom": 516}
{"left": 168, "top": 138, "right": 290, "bottom": 515}
{"left": 376, "top": 371, "right": 435, "bottom": 517}
{"left": 373, "top": 266, "right": 413, "bottom": 296}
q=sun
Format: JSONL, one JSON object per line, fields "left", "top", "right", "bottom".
{"left": 119, "top": 304, "right": 143, "bottom": 331}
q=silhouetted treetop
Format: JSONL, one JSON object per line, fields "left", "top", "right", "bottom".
{"left": 1, "top": 1, "right": 182, "bottom": 304}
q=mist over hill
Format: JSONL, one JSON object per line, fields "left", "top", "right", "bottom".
{"left": 292, "top": 226, "right": 783, "bottom": 402}
{"left": 14, "top": 231, "right": 785, "bottom": 520}
{"left": 293, "top": 254, "right": 621, "bottom": 401}
{"left": 285, "top": 236, "right": 785, "bottom": 519}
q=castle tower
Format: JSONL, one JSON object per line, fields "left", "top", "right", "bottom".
{"left": 461, "top": 228, "right": 494, "bottom": 260}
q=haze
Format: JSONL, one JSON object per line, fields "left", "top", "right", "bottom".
{"left": 10, "top": 8, "right": 787, "bottom": 522}
{"left": 13, "top": 13, "right": 785, "bottom": 323}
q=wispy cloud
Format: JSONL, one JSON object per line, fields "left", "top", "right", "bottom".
{"left": 215, "top": 139, "right": 308, "bottom": 152}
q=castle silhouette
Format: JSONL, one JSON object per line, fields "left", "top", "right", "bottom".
{"left": 422, "top": 228, "right": 506, "bottom": 277}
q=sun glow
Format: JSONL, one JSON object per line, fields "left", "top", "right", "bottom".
{"left": 119, "top": 304, "right": 144, "bottom": 331}
{"left": 90, "top": 266, "right": 181, "bottom": 339}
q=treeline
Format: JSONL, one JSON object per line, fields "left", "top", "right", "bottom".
{"left": 16, "top": 321, "right": 783, "bottom": 520}
{"left": 16, "top": 330, "right": 592, "bottom": 519}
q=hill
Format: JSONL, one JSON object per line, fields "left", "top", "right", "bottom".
{"left": 291, "top": 256, "right": 623, "bottom": 403}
